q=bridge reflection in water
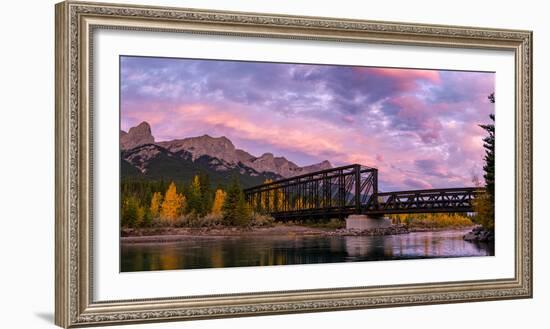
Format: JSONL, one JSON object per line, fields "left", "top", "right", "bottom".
{"left": 244, "top": 164, "right": 484, "bottom": 220}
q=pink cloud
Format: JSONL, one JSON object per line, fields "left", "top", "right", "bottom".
{"left": 353, "top": 67, "right": 441, "bottom": 92}
{"left": 368, "top": 67, "right": 441, "bottom": 82}
{"left": 174, "top": 103, "right": 351, "bottom": 161}
{"left": 121, "top": 101, "right": 171, "bottom": 132}
{"left": 403, "top": 177, "right": 433, "bottom": 189}
{"left": 385, "top": 95, "right": 444, "bottom": 143}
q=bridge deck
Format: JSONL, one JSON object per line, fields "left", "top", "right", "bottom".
{"left": 244, "top": 164, "right": 484, "bottom": 220}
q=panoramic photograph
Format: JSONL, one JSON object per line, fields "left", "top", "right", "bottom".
{"left": 119, "top": 55, "right": 495, "bottom": 272}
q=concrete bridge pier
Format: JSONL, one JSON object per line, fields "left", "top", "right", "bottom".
{"left": 346, "top": 214, "right": 391, "bottom": 230}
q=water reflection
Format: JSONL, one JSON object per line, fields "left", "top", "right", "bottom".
{"left": 121, "top": 229, "right": 494, "bottom": 272}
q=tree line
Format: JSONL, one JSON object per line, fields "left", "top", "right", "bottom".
{"left": 121, "top": 174, "right": 271, "bottom": 228}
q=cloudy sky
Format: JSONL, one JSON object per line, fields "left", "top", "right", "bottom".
{"left": 120, "top": 56, "right": 494, "bottom": 191}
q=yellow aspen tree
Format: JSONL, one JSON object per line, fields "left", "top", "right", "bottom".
{"left": 268, "top": 187, "right": 275, "bottom": 210}
{"left": 276, "top": 188, "right": 284, "bottom": 212}
{"left": 211, "top": 189, "right": 227, "bottom": 216}
{"left": 150, "top": 191, "right": 163, "bottom": 218}
{"left": 294, "top": 197, "right": 303, "bottom": 210}
{"left": 473, "top": 192, "right": 494, "bottom": 230}
{"left": 261, "top": 179, "right": 273, "bottom": 211}
{"left": 161, "top": 182, "right": 186, "bottom": 222}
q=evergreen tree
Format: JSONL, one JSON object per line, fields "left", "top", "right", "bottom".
{"left": 141, "top": 206, "right": 153, "bottom": 227}
{"left": 222, "top": 178, "right": 239, "bottom": 225}
{"left": 187, "top": 175, "right": 203, "bottom": 215}
{"left": 159, "top": 177, "right": 167, "bottom": 194}
{"left": 234, "top": 193, "right": 252, "bottom": 226}
{"left": 121, "top": 196, "right": 140, "bottom": 228}
{"left": 476, "top": 93, "right": 495, "bottom": 230}
{"left": 222, "top": 177, "right": 251, "bottom": 226}
{"left": 198, "top": 172, "right": 212, "bottom": 217}
{"left": 136, "top": 204, "right": 146, "bottom": 227}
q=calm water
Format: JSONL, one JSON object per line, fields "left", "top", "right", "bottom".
{"left": 121, "top": 229, "right": 494, "bottom": 272}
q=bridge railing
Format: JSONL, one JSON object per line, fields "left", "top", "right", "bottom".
{"left": 243, "top": 164, "right": 378, "bottom": 218}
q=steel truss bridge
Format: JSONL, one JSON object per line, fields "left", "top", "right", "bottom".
{"left": 243, "top": 164, "right": 484, "bottom": 221}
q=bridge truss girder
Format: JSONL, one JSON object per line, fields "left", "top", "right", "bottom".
{"left": 244, "top": 164, "right": 485, "bottom": 221}
{"left": 243, "top": 164, "right": 377, "bottom": 219}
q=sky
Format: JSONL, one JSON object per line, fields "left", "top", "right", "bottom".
{"left": 120, "top": 56, "right": 495, "bottom": 191}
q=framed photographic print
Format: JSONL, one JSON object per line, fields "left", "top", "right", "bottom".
{"left": 55, "top": 1, "right": 533, "bottom": 327}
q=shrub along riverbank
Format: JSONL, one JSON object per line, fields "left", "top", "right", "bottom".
{"left": 388, "top": 213, "right": 474, "bottom": 229}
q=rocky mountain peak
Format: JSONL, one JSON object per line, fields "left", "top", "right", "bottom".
{"left": 120, "top": 121, "right": 155, "bottom": 150}
{"left": 122, "top": 122, "right": 335, "bottom": 179}
{"left": 300, "top": 160, "right": 333, "bottom": 173}
{"left": 158, "top": 134, "right": 237, "bottom": 162}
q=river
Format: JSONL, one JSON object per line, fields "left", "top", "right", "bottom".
{"left": 120, "top": 228, "right": 494, "bottom": 272}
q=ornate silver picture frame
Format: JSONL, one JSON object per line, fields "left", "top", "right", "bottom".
{"left": 55, "top": 1, "right": 532, "bottom": 327}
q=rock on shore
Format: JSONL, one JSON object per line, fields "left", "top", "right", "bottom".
{"left": 463, "top": 226, "right": 494, "bottom": 242}
{"left": 327, "top": 225, "right": 409, "bottom": 236}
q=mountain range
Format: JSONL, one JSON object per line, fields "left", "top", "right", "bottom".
{"left": 121, "top": 122, "right": 333, "bottom": 188}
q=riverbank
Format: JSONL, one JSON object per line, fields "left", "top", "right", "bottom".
{"left": 121, "top": 224, "right": 476, "bottom": 244}
{"left": 463, "top": 225, "right": 495, "bottom": 242}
